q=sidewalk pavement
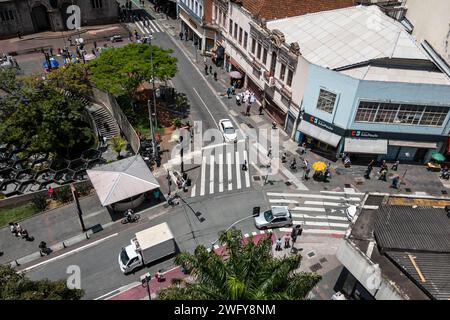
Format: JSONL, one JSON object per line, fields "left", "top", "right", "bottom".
{"left": 151, "top": 11, "right": 450, "bottom": 197}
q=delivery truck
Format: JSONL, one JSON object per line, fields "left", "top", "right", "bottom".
{"left": 118, "top": 222, "right": 177, "bottom": 274}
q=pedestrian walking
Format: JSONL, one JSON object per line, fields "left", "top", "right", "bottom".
{"left": 364, "top": 166, "right": 372, "bottom": 179}
{"left": 391, "top": 175, "right": 400, "bottom": 189}
{"left": 236, "top": 93, "right": 241, "bottom": 106}
{"left": 39, "top": 241, "right": 48, "bottom": 256}
{"left": 134, "top": 29, "right": 138, "bottom": 39}
{"left": 47, "top": 186, "right": 55, "bottom": 200}
{"left": 9, "top": 222, "right": 18, "bottom": 236}
{"left": 281, "top": 152, "right": 287, "bottom": 163}
{"left": 184, "top": 31, "right": 188, "bottom": 41}
{"left": 267, "top": 147, "right": 272, "bottom": 158}
{"left": 231, "top": 85, "right": 236, "bottom": 95}
{"left": 246, "top": 104, "right": 251, "bottom": 116}
{"left": 391, "top": 160, "right": 399, "bottom": 171}
{"left": 94, "top": 41, "right": 97, "bottom": 49}
{"left": 284, "top": 235, "right": 290, "bottom": 249}
{"left": 68, "top": 37, "right": 73, "bottom": 46}
{"left": 17, "top": 31, "right": 22, "bottom": 39}
{"left": 304, "top": 166, "right": 311, "bottom": 180}
{"left": 204, "top": 63, "right": 208, "bottom": 75}
{"left": 49, "top": 48, "right": 53, "bottom": 56}
{"left": 209, "top": 65, "right": 212, "bottom": 74}
{"left": 213, "top": 71, "right": 217, "bottom": 81}
{"left": 242, "top": 160, "right": 247, "bottom": 171}
{"left": 128, "top": 31, "right": 133, "bottom": 41}
{"left": 259, "top": 105, "right": 263, "bottom": 115}
{"left": 179, "top": 32, "right": 183, "bottom": 40}
{"left": 275, "top": 238, "right": 282, "bottom": 251}
{"left": 379, "top": 168, "right": 388, "bottom": 181}
{"left": 226, "top": 87, "right": 232, "bottom": 98}
{"left": 103, "top": 136, "right": 107, "bottom": 146}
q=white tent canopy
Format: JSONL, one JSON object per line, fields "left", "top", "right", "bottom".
{"left": 87, "top": 155, "right": 160, "bottom": 206}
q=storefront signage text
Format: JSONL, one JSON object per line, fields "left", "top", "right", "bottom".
{"left": 351, "top": 130, "right": 379, "bottom": 138}
{"left": 309, "top": 116, "right": 334, "bottom": 132}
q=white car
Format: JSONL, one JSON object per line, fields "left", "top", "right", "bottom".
{"left": 219, "top": 119, "right": 237, "bottom": 143}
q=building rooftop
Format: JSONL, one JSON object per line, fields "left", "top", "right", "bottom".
{"left": 266, "top": 6, "right": 444, "bottom": 78}
{"left": 236, "top": 0, "right": 355, "bottom": 21}
{"left": 348, "top": 197, "right": 450, "bottom": 300}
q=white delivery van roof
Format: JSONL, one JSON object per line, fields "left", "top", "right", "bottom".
{"left": 135, "top": 222, "right": 174, "bottom": 250}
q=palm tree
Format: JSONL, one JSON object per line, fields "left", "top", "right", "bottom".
{"left": 110, "top": 135, "right": 127, "bottom": 159}
{"left": 158, "top": 228, "right": 321, "bottom": 300}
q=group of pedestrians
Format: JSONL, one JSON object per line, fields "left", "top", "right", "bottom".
{"left": 275, "top": 225, "right": 303, "bottom": 252}
{"left": 9, "top": 222, "right": 32, "bottom": 241}
{"left": 235, "top": 89, "right": 257, "bottom": 116}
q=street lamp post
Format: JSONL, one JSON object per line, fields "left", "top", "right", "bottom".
{"left": 148, "top": 35, "right": 158, "bottom": 158}
{"left": 140, "top": 272, "right": 152, "bottom": 301}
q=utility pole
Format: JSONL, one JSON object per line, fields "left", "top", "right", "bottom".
{"left": 71, "top": 184, "right": 86, "bottom": 232}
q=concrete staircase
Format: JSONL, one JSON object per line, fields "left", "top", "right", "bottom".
{"left": 86, "top": 103, "right": 120, "bottom": 139}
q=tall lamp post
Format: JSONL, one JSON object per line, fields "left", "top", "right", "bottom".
{"left": 148, "top": 35, "right": 158, "bottom": 158}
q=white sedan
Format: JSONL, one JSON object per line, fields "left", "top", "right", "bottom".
{"left": 219, "top": 119, "right": 237, "bottom": 143}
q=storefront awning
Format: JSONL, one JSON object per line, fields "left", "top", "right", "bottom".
{"left": 389, "top": 140, "right": 437, "bottom": 149}
{"left": 297, "top": 120, "right": 341, "bottom": 148}
{"left": 344, "top": 138, "right": 388, "bottom": 155}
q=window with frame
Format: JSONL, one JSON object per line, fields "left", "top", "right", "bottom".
{"left": 234, "top": 23, "right": 238, "bottom": 39}
{"left": 229, "top": 19, "right": 233, "bottom": 34}
{"left": 355, "top": 101, "right": 449, "bottom": 127}
{"left": 91, "top": 0, "right": 103, "bottom": 9}
{"left": 279, "top": 63, "right": 286, "bottom": 81}
{"left": 0, "top": 10, "right": 14, "bottom": 21}
{"left": 257, "top": 43, "right": 262, "bottom": 59}
{"left": 214, "top": 5, "right": 218, "bottom": 22}
{"left": 251, "top": 38, "right": 256, "bottom": 54}
{"left": 287, "top": 69, "right": 293, "bottom": 87}
{"left": 199, "top": 4, "right": 203, "bottom": 17}
{"left": 262, "top": 47, "right": 267, "bottom": 64}
{"left": 238, "top": 27, "right": 243, "bottom": 45}
{"left": 195, "top": 1, "right": 198, "bottom": 15}
{"left": 243, "top": 32, "right": 248, "bottom": 50}
{"left": 222, "top": 12, "right": 226, "bottom": 27}
{"left": 316, "top": 89, "right": 337, "bottom": 113}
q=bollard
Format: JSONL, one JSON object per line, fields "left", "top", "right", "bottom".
{"left": 62, "top": 241, "right": 66, "bottom": 248}
{"left": 86, "top": 233, "right": 90, "bottom": 239}
{"left": 15, "top": 259, "right": 20, "bottom": 266}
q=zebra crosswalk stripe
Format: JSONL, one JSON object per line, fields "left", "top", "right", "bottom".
{"left": 227, "top": 152, "right": 232, "bottom": 191}
{"left": 148, "top": 20, "right": 161, "bottom": 32}
{"left": 190, "top": 184, "right": 196, "bottom": 198}
{"left": 134, "top": 21, "right": 146, "bottom": 34}
{"left": 235, "top": 151, "right": 241, "bottom": 190}
{"left": 243, "top": 150, "right": 250, "bottom": 188}
{"left": 218, "top": 152, "right": 224, "bottom": 192}
{"left": 200, "top": 155, "right": 206, "bottom": 196}
{"left": 209, "top": 155, "right": 214, "bottom": 194}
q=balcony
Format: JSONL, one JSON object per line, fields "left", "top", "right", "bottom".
{"left": 263, "top": 71, "right": 275, "bottom": 87}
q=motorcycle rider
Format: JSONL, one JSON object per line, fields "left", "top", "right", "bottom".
{"left": 125, "top": 209, "right": 136, "bottom": 222}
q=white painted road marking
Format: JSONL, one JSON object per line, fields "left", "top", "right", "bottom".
{"left": 243, "top": 150, "right": 250, "bottom": 188}
{"left": 235, "top": 151, "right": 241, "bottom": 190}
{"left": 200, "top": 155, "right": 206, "bottom": 196}
{"left": 266, "top": 192, "right": 361, "bottom": 202}
{"left": 218, "top": 152, "right": 224, "bottom": 192}
{"left": 227, "top": 152, "right": 232, "bottom": 191}
{"left": 291, "top": 206, "right": 326, "bottom": 212}
{"left": 291, "top": 213, "right": 349, "bottom": 221}
{"left": 209, "top": 154, "right": 214, "bottom": 194}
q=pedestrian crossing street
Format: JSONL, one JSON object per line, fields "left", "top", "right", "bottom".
{"left": 266, "top": 190, "right": 365, "bottom": 237}
{"left": 131, "top": 17, "right": 163, "bottom": 35}
{"left": 190, "top": 142, "right": 251, "bottom": 198}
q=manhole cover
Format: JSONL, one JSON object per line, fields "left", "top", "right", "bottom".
{"left": 405, "top": 188, "right": 412, "bottom": 193}
{"left": 307, "top": 251, "right": 316, "bottom": 258}
{"left": 442, "top": 190, "right": 448, "bottom": 195}
{"left": 319, "top": 257, "right": 328, "bottom": 264}
{"left": 285, "top": 181, "right": 292, "bottom": 186}
{"left": 309, "top": 263, "right": 322, "bottom": 272}
{"left": 253, "top": 176, "right": 261, "bottom": 181}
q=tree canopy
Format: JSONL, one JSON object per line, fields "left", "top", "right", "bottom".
{"left": 0, "top": 69, "right": 94, "bottom": 156}
{"left": 0, "top": 265, "right": 84, "bottom": 300}
{"left": 159, "top": 228, "right": 321, "bottom": 300}
{"left": 89, "top": 43, "right": 177, "bottom": 97}
{"left": 46, "top": 63, "right": 90, "bottom": 97}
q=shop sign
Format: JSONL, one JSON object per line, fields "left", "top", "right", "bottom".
{"left": 309, "top": 115, "right": 334, "bottom": 132}
{"left": 189, "top": 19, "right": 198, "bottom": 29}
{"left": 351, "top": 130, "right": 379, "bottom": 138}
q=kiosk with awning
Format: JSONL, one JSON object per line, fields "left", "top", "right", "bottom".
{"left": 87, "top": 155, "right": 161, "bottom": 212}
{"left": 297, "top": 120, "right": 341, "bottom": 148}
{"left": 344, "top": 138, "right": 388, "bottom": 155}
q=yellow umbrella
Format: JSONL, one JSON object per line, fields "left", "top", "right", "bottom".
{"left": 312, "top": 161, "right": 327, "bottom": 172}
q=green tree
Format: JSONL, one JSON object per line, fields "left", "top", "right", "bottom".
{"left": 0, "top": 79, "right": 93, "bottom": 156}
{"left": 0, "top": 265, "right": 84, "bottom": 300}
{"left": 46, "top": 63, "right": 90, "bottom": 97}
{"left": 110, "top": 135, "right": 128, "bottom": 159}
{"left": 89, "top": 43, "right": 177, "bottom": 97}
{"left": 158, "top": 228, "right": 321, "bottom": 300}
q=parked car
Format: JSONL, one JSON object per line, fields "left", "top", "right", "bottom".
{"left": 218, "top": 119, "right": 237, "bottom": 143}
{"left": 254, "top": 206, "right": 293, "bottom": 229}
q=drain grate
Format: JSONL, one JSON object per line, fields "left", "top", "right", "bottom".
{"left": 253, "top": 176, "right": 261, "bottom": 181}
{"left": 309, "top": 263, "right": 322, "bottom": 272}
{"left": 319, "top": 257, "right": 328, "bottom": 264}
{"left": 405, "top": 188, "right": 412, "bottom": 193}
{"left": 285, "top": 181, "right": 292, "bottom": 186}
{"left": 307, "top": 251, "right": 316, "bottom": 258}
